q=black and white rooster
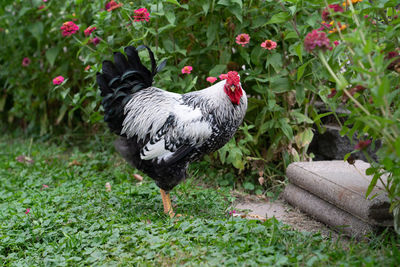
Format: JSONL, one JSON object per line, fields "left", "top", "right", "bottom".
{"left": 97, "top": 45, "right": 247, "bottom": 217}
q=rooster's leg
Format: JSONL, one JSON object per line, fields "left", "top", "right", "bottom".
{"left": 160, "top": 189, "right": 175, "bottom": 218}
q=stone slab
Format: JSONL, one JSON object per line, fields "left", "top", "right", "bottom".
{"left": 286, "top": 160, "right": 392, "bottom": 226}
{"left": 283, "top": 183, "right": 376, "bottom": 239}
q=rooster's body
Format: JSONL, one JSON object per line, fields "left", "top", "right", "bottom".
{"left": 97, "top": 46, "right": 247, "bottom": 216}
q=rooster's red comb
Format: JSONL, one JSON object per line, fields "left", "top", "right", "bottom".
{"left": 226, "top": 71, "right": 240, "bottom": 85}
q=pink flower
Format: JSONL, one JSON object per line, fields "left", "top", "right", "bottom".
{"left": 22, "top": 57, "right": 31, "bottom": 67}
{"left": 84, "top": 26, "right": 96, "bottom": 36}
{"left": 261, "top": 40, "right": 277, "bottom": 50}
{"left": 53, "top": 76, "right": 65, "bottom": 85}
{"left": 60, "top": 21, "right": 79, "bottom": 37}
{"left": 235, "top": 33, "right": 250, "bottom": 47}
{"left": 206, "top": 77, "right": 217, "bottom": 84}
{"left": 41, "top": 184, "right": 49, "bottom": 190}
{"left": 38, "top": 5, "right": 45, "bottom": 10}
{"left": 133, "top": 8, "right": 150, "bottom": 22}
{"left": 304, "top": 30, "right": 331, "bottom": 52}
{"left": 355, "top": 139, "right": 372, "bottom": 150}
{"left": 90, "top": 37, "right": 100, "bottom": 46}
{"left": 219, "top": 73, "right": 228, "bottom": 80}
{"left": 333, "top": 40, "right": 340, "bottom": 46}
{"left": 229, "top": 210, "right": 236, "bottom": 215}
{"left": 181, "top": 66, "right": 193, "bottom": 74}
{"left": 105, "top": 0, "right": 123, "bottom": 12}
{"left": 322, "top": 4, "right": 344, "bottom": 21}
{"left": 43, "top": 0, "right": 48, "bottom": 2}
{"left": 25, "top": 208, "right": 31, "bottom": 214}
{"left": 84, "top": 65, "right": 91, "bottom": 71}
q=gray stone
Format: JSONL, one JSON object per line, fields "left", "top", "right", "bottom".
{"left": 308, "top": 125, "right": 380, "bottom": 161}
{"left": 283, "top": 183, "right": 375, "bottom": 239}
{"left": 286, "top": 160, "right": 392, "bottom": 226}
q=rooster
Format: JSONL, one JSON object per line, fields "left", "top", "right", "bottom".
{"left": 97, "top": 45, "right": 247, "bottom": 217}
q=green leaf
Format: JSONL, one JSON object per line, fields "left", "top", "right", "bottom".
{"left": 164, "top": 0, "right": 181, "bottom": 6}
{"left": 295, "top": 85, "right": 305, "bottom": 105}
{"left": 243, "top": 182, "right": 255, "bottom": 191}
{"left": 45, "top": 47, "right": 60, "bottom": 67}
{"left": 266, "top": 12, "right": 291, "bottom": 24}
{"left": 294, "top": 42, "right": 303, "bottom": 63}
{"left": 270, "top": 77, "right": 291, "bottom": 93}
{"left": 297, "top": 61, "right": 310, "bottom": 81}
{"left": 28, "top": 22, "right": 44, "bottom": 41}
{"left": 209, "top": 64, "right": 226, "bottom": 77}
{"left": 165, "top": 11, "right": 176, "bottom": 25}
{"left": 291, "top": 111, "right": 313, "bottom": 124}
{"left": 279, "top": 118, "right": 293, "bottom": 139}
{"left": 366, "top": 173, "right": 380, "bottom": 197}
{"left": 267, "top": 53, "right": 283, "bottom": 72}
{"left": 295, "top": 128, "right": 314, "bottom": 148}
{"left": 207, "top": 20, "right": 218, "bottom": 46}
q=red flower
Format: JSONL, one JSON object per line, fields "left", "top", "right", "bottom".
{"left": 38, "top": 5, "right": 45, "bottom": 10}
{"left": 261, "top": 40, "right": 277, "bottom": 50}
{"left": 22, "top": 57, "right": 31, "bottom": 67}
{"left": 90, "top": 37, "right": 100, "bottom": 46}
{"left": 235, "top": 33, "right": 250, "bottom": 47}
{"left": 322, "top": 4, "right": 344, "bottom": 21}
{"left": 53, "top": 76, "right": 65, "bottom": 85}
{"left": 105, "top": 0, "right": 123, "bottom": 12}
{"left": 219, "top": 73, "right": 228, "bottom": 80}
{"left": 60, "top": 21, "right": 79, "bottom": 37}
{"left": 25, "top": 208, "right": 31, "bottom": 214}
{"left": 355, "top": 139, "right": 371, "bottom": 150}
{"left": 181, "top": 66, "right": 193, "bottom": 74}
{"left": 133, "top": 8, "right": 150, "bottom": 22}
{"left": 206, "top": 77, "right": 217, "bottom": 84}
{"left": 84, "top": 26, "right": 96, "bottom": 36}
{"left": 304, "top": 30, "right": 331, "bottom": 52}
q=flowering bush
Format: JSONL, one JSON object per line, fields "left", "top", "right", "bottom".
{"left": 303, "top": 0, "right": 400, "bottom": 232}
{"left": 1, "top": 0, "right": 399, "bottom": 221}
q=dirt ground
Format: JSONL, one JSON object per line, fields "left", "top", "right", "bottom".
{"left": 232, "top": 191, "right": 347, "bottom": 240}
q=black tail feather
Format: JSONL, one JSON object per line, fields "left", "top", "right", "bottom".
{"left": 97, "top": 45, "right": 166, "bottom": 134}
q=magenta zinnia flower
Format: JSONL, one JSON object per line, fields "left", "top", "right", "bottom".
{"left": 60, "top": 21, "right": 79, "bottom": 37}
{"left": 84, "top": 26, "right": 96, "bottom": 36}
{"left": 25, "top": 208, "right": 31, "bottom": 214}
{"left": 22, "top": 57, "right": 31, "bottom": 67}
{"left": 261, "top": 40, "right": 277, "bottom": 50}
{"left": 105, "top": 0, "right": 123, "bottom": 12}
{"left": 181, "top": 66, "right": 193, "bottom": 74}
{"left": 304, "top": 30, "right": 331, "bottom": 52}
{"left": 53, "top": 76, "right": 65, "bottom": 85}
{"left": 206, "top": 77, "right": 217, "bottom": 84}
{"left": 235, "top": 33, "right": 250, "bottom": 47}
{"left": 133, "top": 8, "right": 150, "bottom": 22}
{"left": 322, "top": 4, "right": 344, "bottom": 21}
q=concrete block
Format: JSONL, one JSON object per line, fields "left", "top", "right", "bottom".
{"left": 286, "top": 160, "right": 392, "bottom": 226}
{"left": 283, "top": 183, "right": 375, "bottom": 239}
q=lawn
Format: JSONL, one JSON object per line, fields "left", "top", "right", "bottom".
{"left": 0, "top": 134, "right": 399, "bottom": 266}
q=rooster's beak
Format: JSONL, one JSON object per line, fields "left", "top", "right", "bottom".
{"left": 230, "top": 85, "right": 236, "bottom": 92}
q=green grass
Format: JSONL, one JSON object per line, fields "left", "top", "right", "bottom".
{"left": 0, "top": 135, "right": 399, "bottom": 266}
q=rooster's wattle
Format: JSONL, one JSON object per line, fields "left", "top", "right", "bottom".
{"left": 97, "top": 46, "right": 247, "bottom": 217}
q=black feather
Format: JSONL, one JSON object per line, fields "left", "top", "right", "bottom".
{"left": 97, "top": 45, "right": 166, "bottom": 134}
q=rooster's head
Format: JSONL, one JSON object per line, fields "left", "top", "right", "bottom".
{"left": 223, "top": 71, "right": 243, "bottom": 105}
